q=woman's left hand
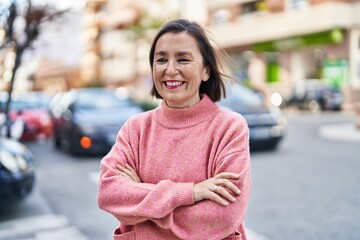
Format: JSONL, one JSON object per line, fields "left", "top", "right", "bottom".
{"left": 193, "top": 172, "right": 241, "bottom": 206}
{"left": 116, "top": 163, "right": 141, "bottom": 183}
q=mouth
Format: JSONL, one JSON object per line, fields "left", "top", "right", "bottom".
{"left": 163, "top": 81, "right": 185, "bottom": 89}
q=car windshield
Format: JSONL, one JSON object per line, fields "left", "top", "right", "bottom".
{"left": 74, "top": 90, "right": 135, "bottom": 110}
{"left": 10, "top": 101, "right": 37, "bottom": 110}
{"left": 219, "top": 84, "right": 264, "bottom": 109}
{"left": 0, "top": 92, "right": 51, "bottom": 110}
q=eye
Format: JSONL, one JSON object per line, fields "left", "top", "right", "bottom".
{"left": 178, "top": 58, "right": 190, "bottom": 63}
{"left": 155, "top": 58, "right": 167, "bottom": 64}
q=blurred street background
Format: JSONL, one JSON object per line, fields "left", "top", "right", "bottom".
{"left": 1, "top": 0, "right": 360, "bottom": 240}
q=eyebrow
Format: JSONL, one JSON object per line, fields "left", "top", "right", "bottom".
{"left": 154, "top": 50, "right": 194, "bottom": 58}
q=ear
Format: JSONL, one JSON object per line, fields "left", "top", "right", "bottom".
{"left": 202, "top": 66, "right": 210, "bottom": 82}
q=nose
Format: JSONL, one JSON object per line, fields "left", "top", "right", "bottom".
{"left": 165, "top": 59, "right": 178, "bottom": 76}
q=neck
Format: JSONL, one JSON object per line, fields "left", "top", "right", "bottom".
{"left": 165, "top": 95, "right": 201, "bottom": 109}
{"left": 154, "top": 94, "right": 219, "bottom": 129}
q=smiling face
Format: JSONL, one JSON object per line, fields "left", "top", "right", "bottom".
{"left": 152, "top": 32, "right": 210, "bottom": 108}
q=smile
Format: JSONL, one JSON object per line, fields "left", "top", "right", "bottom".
{"left": 164, "top": 81, "right": 185, "bottom": 88}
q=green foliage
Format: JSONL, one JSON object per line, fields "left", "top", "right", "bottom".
{"left": 126, "top": 11, "right": 164, "bottom": 40}
{"left": 85, "top": 82, "right": 106, "bottom": 88}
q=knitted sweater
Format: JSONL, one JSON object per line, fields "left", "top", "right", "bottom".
{"left": 98, "top": 94, "right": 251, "bottom": 240}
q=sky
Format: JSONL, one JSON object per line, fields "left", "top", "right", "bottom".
{"left": 34, "top": 0, "right": 86, "bottom": 11}
{"left": 0, "top": 0, "right": 85, "bottom": 66}
{"left": 0, "top": 0, "right": 86, "bottom": 11}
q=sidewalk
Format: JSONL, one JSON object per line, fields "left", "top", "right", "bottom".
{"left": 318, "top": 122, "right": 360, "bottom": 142}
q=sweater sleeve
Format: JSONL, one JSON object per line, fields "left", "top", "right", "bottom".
{"left": 97, "top": 121, "right": 195, "bottom": 225}
{"left": 150, "top": 118, "right": 252, "bottom": 239}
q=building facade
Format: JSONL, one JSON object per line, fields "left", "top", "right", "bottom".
{"left": 205, "top": 0, "right": 360, "bottom": 109}
{"left": 82, "top": 0, "right": 179, "bottom": 92}
{"left": 27, "top": 0, "right": 360, "bottom": 110}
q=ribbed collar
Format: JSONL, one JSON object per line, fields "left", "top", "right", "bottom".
{"left": 153, "top": 94, "right": 220, "bottom": 129}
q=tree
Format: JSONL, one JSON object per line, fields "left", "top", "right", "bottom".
{"left": 0, "top": 0, "right": 66, "bottom": 137}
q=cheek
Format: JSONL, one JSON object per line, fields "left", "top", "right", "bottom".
{"left": 187, "top": 69, "right": 205, "bottom": 83}
{"left": 152, "top": 71, "right": 162, "bottom": 89}
{"left": 152, "top": 66, "right": 164, "bottom": 80}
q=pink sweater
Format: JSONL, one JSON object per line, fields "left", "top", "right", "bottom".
{"left": 98, "top": 94, "right": 251, "bottom": 240}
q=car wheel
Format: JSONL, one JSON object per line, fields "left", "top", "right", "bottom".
{"left": 308, "top": 100, "right": 321, "bottom": 112}
{"left": 268, "top": 142, "right": 279, "bottom": 150}
{"left": 68, "top": 137, "right": 80, "bottom": 156}
{"left": 69, "top": 144, "right": 79, "bottom": 155}
{"left": 54, "top": 133, "right": 61, "bottom": 149}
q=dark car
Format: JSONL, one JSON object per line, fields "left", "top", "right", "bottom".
{"left": 0, "top": 136, "right": 35, "bottom": 206}
{"left": 0, "top": 91, "right": 53, "bottom": 141}
{"left": 285, "top": 79, "right": 344, "bottom": 111}
{"left": 218, "top": 84, "right": 287, "bottom": 150}
{"left": 51, "top": 88, "right": 143, "bottom": 155}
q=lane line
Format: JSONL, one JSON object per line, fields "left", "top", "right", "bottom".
{"left": 247, "top": 228, "right": 272, "bottom": 240}
{"left": 319, "top": 123, "right": 360, "bottom": 142}
{"left": 36, "top": 226, "right": 89, "bottom": 240}
{"left": 89, "top": 171, "right": 99, "bottom": 184}
{"left": 0, "top": 214, "right": 67, "bottom": 239}
{"left": 0, "top": 214, "right": 89, "bottom": 240}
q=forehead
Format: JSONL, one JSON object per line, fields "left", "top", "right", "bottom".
{"left": 155, "top": 32, "right": 201, "bottom": 53}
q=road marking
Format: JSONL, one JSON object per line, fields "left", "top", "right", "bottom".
{"left": 89, "top": 171, "right": 99, "bottom": 184}
{"left": 0, "top": 214, "right": 88, "bottom": 240}
{"left": 0, "top": 214, "right": 67, "bottom": 239}
{"left": 319, "top": 123, "right": 360, "bottom": 142}
{"left": 36, "top": 226, "right": 89, "bottom": 240}
{"left": 247, "top": 228, "right": 272, "bottom": 240}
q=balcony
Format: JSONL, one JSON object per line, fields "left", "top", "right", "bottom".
{"left": 207, "top": 1, "right": 360, "bottom": 49}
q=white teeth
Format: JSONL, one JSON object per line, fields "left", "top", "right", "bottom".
{"left": 166, "top": 81, "right": 183, "bottom": 86}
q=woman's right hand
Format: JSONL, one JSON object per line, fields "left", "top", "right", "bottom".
{"left": 193, "top": 172, "right": 241, "bottom": 206}
{"left": 116, "top": 163, "right": 141, "bottom": 183}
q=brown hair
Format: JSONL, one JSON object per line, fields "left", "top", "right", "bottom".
{"left": 149, "top": 19, "right": 228, "bottom": 102}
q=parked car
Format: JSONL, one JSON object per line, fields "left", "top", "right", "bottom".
{"left": 0, "top": 136, "right": 35, "bottom": 206}
{"left": 285, "top": 79, "right": 344, "bottom": 111}
{"left": 51, "top": 88, "right": 143, "bottom": 155}
{"left": 0, "top": 91, "right": 53, "bottom": 141}
{"left": 218, "top": 84, "right": 287, "bottom": 150}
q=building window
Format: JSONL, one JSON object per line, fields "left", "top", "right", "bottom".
{"left": 288, "top": 0, "right": 309, "bottom": 10}
{"left": 213, "top": 9, "right": 231, "bottom": 25}
{"left": 241, "top": 0, "right": 267, "bottom": 15}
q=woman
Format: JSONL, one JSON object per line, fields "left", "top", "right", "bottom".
{"left": 98, "top": 19, "right": 251, "bottom": 240}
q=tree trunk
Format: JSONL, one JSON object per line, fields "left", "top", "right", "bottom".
{"left": 4, "top": 49, "right": 22, "bottom": 138}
